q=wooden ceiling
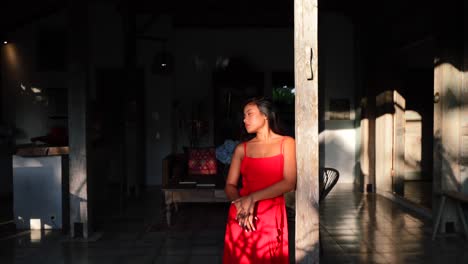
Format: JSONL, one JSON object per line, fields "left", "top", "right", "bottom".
{"left": 0, "top": 0, "right": 434, "bottom": 51}
{"left": 0, "top": 0, "right": 65, "bottom": 35}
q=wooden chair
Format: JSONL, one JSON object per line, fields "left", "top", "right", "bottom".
{"left": 319, "top": 167, "right": 340, "bottom": 255}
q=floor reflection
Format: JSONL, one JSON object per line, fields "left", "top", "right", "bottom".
{"left": 0, "top": 184, "right": 467, "bottom": 264}
{"left": 320, "top": 183, "right": 467, "bottom": 264}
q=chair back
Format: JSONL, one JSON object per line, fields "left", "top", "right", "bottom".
{"left": 319, "top": 167, "right": 340, "bottom": 202}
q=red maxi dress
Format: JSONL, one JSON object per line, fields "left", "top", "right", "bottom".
{"left": 223, "top": 138, "right": 289, "bottom": 264}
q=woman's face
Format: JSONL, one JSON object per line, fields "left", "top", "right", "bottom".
{"left": 243, "top": 103, "right": 267, "bottom": 133}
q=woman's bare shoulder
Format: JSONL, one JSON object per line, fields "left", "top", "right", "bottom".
{"left": 233, "top": 142, "right": 245, "bottom": 157}
{"left": 235, "top": 142, "right": 244, "bottom": 150}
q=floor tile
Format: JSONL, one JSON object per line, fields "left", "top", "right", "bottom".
{"left": 1, "top": 183, "right": 467, "bottom": 264}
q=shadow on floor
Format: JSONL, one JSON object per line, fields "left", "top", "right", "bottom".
{"left": 1, "top": 184, "right": 468, "bottom": 264}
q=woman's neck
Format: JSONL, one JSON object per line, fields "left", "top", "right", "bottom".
{"left": 255, "top": 129, "right": 278, "bottom": 142}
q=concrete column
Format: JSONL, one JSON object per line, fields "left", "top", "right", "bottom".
{"left": 359, "top": 97, "right": 375, "bottom": 193}
{"left": 432, "top": 0, "right": 465, "bottom": 234}
{"left": 68, "top": 0, "right": 90, "bottom": 238}
{"left": 462, "top": 0, "right": 468, "bottom": 193}
{"left": 375, "top": 91, "right": 405, "bottom": 196}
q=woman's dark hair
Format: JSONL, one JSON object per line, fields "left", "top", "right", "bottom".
{"left": 240, "top": 97, "right": 283, "bottom": 140}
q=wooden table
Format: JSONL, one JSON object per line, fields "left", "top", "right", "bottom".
{"left": 162, "top": 185, "right": 229, "bottom": 226}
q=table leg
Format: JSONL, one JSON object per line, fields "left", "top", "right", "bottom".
{"left": 166, "top": 202, "right": 172, "bottom": 226}
{"left": 432, "top": 196, "right": 446, "bottom": 240}
{"left": 456, "top": 202, "right": 468, "bottom": 240}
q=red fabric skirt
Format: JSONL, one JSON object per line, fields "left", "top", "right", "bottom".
{"left": 223, "top": 196, "right": 289, "bottom": 264}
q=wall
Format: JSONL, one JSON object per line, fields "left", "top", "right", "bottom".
{"left": 173, "top": 28, "right": 294, "bottom": 148}
{"left": 140, "top": 27, "right": 295, "bottom": 185}
{"left": 1, "top": 12, "right": 69, "bottom": 196}
{"left": 170, "top": 13, "right": 358, "bottom": 185}
{"left": 321, "top": 121, "right": 357, "bottom": 183}
{"left": 2, "top": 4, "right": 358, "bottom": 186}
{"left": 1, "top": 12, "right": 69, "bottom": 145}
{"left": 319, "top": 13, "right": 358, "bottom": 183}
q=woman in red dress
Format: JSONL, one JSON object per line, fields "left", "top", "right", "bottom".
{"left": 223, "top": 97, "right": 297, "bottom": 264}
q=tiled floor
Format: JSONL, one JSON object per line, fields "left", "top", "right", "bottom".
{"left": 320, "top": 184, "right": 468, "bottom": 264}
{"left": 1, "top": 184, "right": 467, "bottom": 263}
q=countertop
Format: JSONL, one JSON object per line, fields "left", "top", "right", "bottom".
{"left": 15, "top": 145, "right": 69, "bottom": 156}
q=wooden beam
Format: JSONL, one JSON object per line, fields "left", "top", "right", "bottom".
{"left": 294, "top": 0, "right": 319, "bottom": 262}
{"left": 68, "top": 0, "right": 89, "bottom": 238}
{"left": 0, "top": 4, "right": 66, "bottom": 35}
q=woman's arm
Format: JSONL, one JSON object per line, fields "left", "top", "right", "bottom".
{"left": 224, "top": 143, "right": 244, "bottom": 201}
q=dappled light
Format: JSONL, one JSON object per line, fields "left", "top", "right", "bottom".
{"left": 319, "top": 128, "right": 355, "bottom": 153}
{"left": 434, "top": 133, "right": 463, "bottom": 191}
{"left": 375, "top": 113, "right": 395, "bottom": 193}
{"left": 319, "top": 127, "right": 357, "bottom": 184}
{"left": 401, "top": 109, "right": 433, "bottom": 208}
{"left": 434, "top": 61, "right": 468, "bottom": 193}
{"left": 224, "top": 200, "right": 289, "bottom": 262}
{"left": 294, "top": 200, "right": 319, "bottom": 262}
{"left": 359, "top": 117, "right": 370, "bottom": 190}
{"left": 404, "top": 110, "right": 422, "bottom": 175}
{"left": 294, "top": 228, "right": 318, "bottom": 262}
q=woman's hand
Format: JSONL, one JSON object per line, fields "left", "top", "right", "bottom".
{"left": 232, "top": 195, "right": 256, "bottom": 231}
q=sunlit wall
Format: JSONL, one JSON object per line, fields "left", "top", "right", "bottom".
{"left": 319, "top": 13, "right": 359, "bottom": 183}
{"left": 320, "top": 122, "right": 357, "bottom": 183}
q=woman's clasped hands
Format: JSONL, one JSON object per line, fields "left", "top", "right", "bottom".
{"left": 232, "top": 195, "right": 258, "bottom": 232}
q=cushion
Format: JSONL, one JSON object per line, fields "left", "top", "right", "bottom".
{"left": 187, "top": 147, "right": 217, "bottom": 175}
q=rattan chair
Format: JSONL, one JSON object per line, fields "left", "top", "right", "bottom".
{"left": 319, "top": 167, "right": 340, "bottom": 255}
{"left": 319, "top": 167, "right": 340, "bottom": 202}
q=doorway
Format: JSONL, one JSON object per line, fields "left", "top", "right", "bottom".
{"left": 399, "top": 69, "right": 434, "bottom": 209}
{"left": 396, "top": 38, "right": 435, "bottom": 210}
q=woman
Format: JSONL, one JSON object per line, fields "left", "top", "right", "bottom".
{"left": 223, "top": 97, "right": 297, "bottom": 263}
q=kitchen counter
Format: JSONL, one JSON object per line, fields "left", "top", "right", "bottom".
{"left": 13, "top": 145, "right": 69, "bottom": 230}
{"left": 15, "top": 145, "right": 69, "bottom": 157}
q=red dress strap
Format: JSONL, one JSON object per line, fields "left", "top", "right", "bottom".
{"left": 280, "top": 136, "right": 286, "bottom": 154}
{"left": 243, "top": 142, "right": 248, "bottom": 157}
